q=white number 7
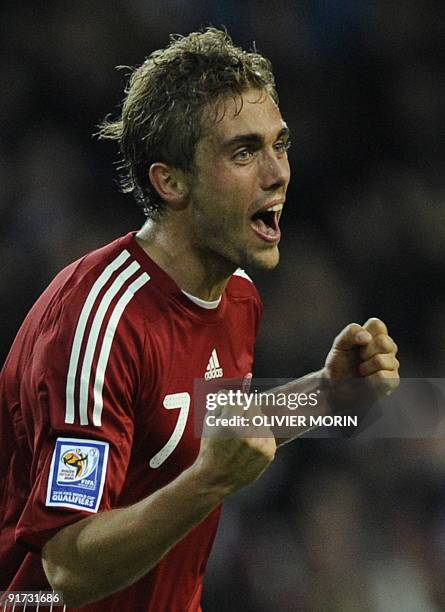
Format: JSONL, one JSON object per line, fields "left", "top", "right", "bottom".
{"left": 149, "top": 392, "right": 191, "bottom": 468}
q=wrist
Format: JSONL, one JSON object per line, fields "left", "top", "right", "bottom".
{"left": 318, "top": 366, "right": 332, "bottom": 381}
{"left": 184, "top": 461, "right": 232, "bottom": 504}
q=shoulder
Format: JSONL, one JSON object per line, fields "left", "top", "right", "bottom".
{"left": 61, "top": 235, "right": 147, "bottom": 302}
{"left": 48, "top": 234, "right": 153, "bottom": 326}
{"left": 226, "top": 268, "right": 262, "bottom": 302}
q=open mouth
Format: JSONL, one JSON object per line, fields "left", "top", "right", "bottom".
{"left": 250, "top": 203, "right": 283, "bottom": 243}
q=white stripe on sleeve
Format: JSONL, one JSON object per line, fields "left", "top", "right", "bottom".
{"left": 78, "top": 260, "right": 140, "bottom": 425}
{"left": 92, "top": 272, "right": 150, "bottom": 426}
{"left": 65, "top": 250, "right": 131, "bottom": 424}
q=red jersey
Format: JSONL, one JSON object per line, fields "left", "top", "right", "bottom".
{"left": 0, "top": 232, "right": 262, "bottom": 611}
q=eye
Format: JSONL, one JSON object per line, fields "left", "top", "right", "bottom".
{"left": 233, "top": 148, "right": 256, "bottom": 163}
{"left": 274, "top": 139, "right": 291, "bottom": 154}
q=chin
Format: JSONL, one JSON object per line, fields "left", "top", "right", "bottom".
{"left": 245, "top": 246, "right": 280, "bottom": 271}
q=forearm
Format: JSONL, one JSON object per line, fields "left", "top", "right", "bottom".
{"left": 262, "top": 367, "right": 382, "bottom": 445}
{"left": 261, "top": 369, "right": 329, "bottom": 444}
{"left": 42, "top": 464, "right": 225, "bottom": 607}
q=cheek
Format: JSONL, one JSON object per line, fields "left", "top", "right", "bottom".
{"left": 195, "top": 164, "right": 257, "bottom": 221}
{"left": 196, "top": 170, "right": 230, "bottom": 202}
{"left": 218, "top": 170, "right": 257, "bottom": 205}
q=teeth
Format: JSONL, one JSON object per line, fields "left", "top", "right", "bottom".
{"left": 268, "top": 204, "right": 283, "bottom": 212}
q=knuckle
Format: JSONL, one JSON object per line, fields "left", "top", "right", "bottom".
{"left": 257, "top": 438, "right": 275, "bottom": 461}
{"left": 374, "top": 370, "right": 387, "bottom": 380}
{"left": 373, "top": 354, "right": 387, "bottom": 369}
{"left": 373, "top": 317, "right": 386, "bottom": 329}
{"left": 262, "top": 448, "right": 274, "bottom": 462}
{"left": 266, "top": 448, "right": 276, "bottom": 462}
{"left": 376, "top": 334, "right": 391, "bottom": 351}
{"left": 365, "top": 317, "right": 388, "bottom": 334}
{"left": 346, "top": 322, "right": 359, "bottom": 328}
{"left": 343, "top": 323, "right": 360, "bottom": 339}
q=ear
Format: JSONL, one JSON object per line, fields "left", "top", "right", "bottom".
{"left": 148, "top": 163, "right": 190, "bottom": 210}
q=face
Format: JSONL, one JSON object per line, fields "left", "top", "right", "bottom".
{"left": 187, "top": 88, "right": 291, "bottom": 271}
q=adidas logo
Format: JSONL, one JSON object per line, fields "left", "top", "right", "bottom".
{"left": 205, "top": 349, "right": 223, "bottom": 380}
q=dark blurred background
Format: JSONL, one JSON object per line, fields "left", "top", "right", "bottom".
{"left": 1, "top": 1, "right": 444, "bottom": 610}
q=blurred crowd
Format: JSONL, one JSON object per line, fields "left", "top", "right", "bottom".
{"left": 1, "top": 2, "right": 444, "bottom": 610}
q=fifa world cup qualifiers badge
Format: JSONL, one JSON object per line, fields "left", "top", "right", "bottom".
{"left": 46, "top": 437, "right": 109, "bottom": 512}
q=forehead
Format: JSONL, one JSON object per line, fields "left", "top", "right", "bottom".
{"left": 201, "top": 88, "right": 286, "bottom": 148}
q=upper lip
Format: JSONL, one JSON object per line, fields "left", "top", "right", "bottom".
{"left": 251, "top": 199, "right": 285, "bottom": 220}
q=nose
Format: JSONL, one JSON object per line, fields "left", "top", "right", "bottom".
{"left": 259, "top": 150, "right": 290, "bottom": 192}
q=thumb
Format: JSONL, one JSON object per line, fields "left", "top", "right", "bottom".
{"left": 332, "top": 323, "right": 372, "bottom": 350}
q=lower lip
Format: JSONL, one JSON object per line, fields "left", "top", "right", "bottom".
{"left": 250, "top": 222, "right": 281, "bottom": 243}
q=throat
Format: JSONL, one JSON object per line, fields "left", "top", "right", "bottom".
{"left": 135, "top": 230, "right": 233, "bottom": 301}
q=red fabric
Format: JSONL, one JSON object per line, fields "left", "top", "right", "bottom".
{"left": 0, "top": 232, "right": 262, "bottom": 611}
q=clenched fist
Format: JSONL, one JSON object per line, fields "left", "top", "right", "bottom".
{"left": 194, "top": 396, "right": 276, "bottom": 497}
{"left": 324, "top": 317, "right": 400, "bottom": 396}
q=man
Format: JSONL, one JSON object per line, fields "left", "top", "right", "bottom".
{"left": 0, "top": 29, "right": 399, "bottom": 610}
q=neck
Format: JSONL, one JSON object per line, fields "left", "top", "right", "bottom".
{"left": 136, "top": 217, "right": 236, "bottom": 301}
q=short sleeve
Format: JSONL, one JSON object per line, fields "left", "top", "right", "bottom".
{"left": 15, "top": 281, "right": 147, "bottom": 552}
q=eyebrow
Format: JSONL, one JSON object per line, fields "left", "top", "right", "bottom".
{"left": 221, "top": 125, "right": 290, "bottom": 150}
